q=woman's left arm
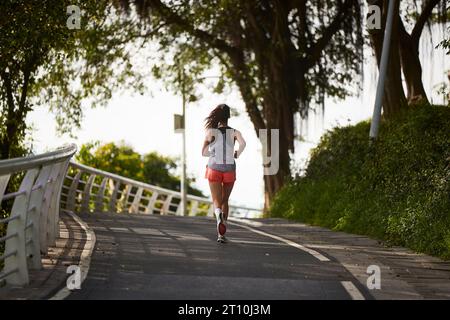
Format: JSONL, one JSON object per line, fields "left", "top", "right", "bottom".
{"left": 202, "top": 129, "right": 212, "bottom": 157}
{"left": 234, "top": 130, "right": 246, "bottom": 158}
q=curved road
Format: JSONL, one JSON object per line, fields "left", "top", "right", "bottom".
{"left": 66, "top": 212, "right": 371, "bottom": 300}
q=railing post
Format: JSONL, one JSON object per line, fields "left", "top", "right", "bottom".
{"left": 0, "top": 174, "right": 11, "bottom": 204}
{"left": 67, "top": 170, "right": 82, "bottom": 213}
{"left": 146, "top": 192, "right": 158, "bottom": 214}
{"left": 95, "top": 177, "right": 108, "bottom": 213}
{"left": 39, "top": 163, "right": 62, "bottom": 253}
{"left": 175, "top": 197, "right": 188, "bottom": 216}
{"left": 109, "top": 180, "right": 120, "bottom": 213}
{"left": 162, "top": 195, "right": 173, "bottom": 215}
{"left": 189, "top": 200, "right": 198, "bottom": 217}
{"left": 81, "top": 174, "right": 96, "bottom": 213}
{"left": 118, "top": 184, "right": 131, "bottom": 213}
{"left": 207, "top": 204, "right": 214, "bottom": 217}
{"left": 56, "top": 159, "right": 72, "bottom": 236}
{"left": 175, "top": 199, "right": 182, "bottom": 216}
{"left": 25, "top": 165, "right": 52, "bottom": 270}
{"left": 5, "top": 169, "right": 39, "bottom": 286}
{"left": 47, "top": 160, "right": 70, "bottom": 247}
{"left": 130, "top": 187, "right": 143, "bottom": 214}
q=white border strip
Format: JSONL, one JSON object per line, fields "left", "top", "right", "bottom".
{"left": 229, "top": 218, "right": 366, "bottom": 300}
{"left": 49, "top": 211, "right": 96, "bottom": 300}
{"left": 228, "top": 220, "right": 330, "bottom": 262}
{"left": 341, "top": 281, "right": 365, "bottom": 300}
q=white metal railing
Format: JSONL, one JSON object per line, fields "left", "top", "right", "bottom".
{"left": 60, "top": 162, "right": 262, "bottom": 219}
{"left": 0, "top": 144, "right": 77, "bottom": 286}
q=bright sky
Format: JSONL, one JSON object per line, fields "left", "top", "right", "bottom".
{"left": 26, "top": 25, "right": 449, "bottom": 210}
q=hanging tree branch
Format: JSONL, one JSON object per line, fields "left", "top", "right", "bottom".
{"left": 305, "top": 0, "right": 355, "bottom": 69}
{"left": 411, "top": 0, "right": 441, "bottom": 48}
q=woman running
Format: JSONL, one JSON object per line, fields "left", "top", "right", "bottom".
{"left": 202, "top": 104, "right": 246, "bottom": 243}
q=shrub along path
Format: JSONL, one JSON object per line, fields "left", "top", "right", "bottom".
{"left": 271, "top": 104, "right": 450, "bottom": 260}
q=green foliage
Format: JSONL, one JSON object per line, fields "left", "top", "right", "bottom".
{"left": 118, "top": 0, "right": 365, "bottom": 121}
{"left": 34, "top": 1, "right": 151, "bottom": 135}
{"left": 76, "top": 141, "right": 204, "bottom": 197}
{"left": 0, "top": 0, "right": 150, "bottom": 159}
{"left": 437, "top": 25, "right": 450, "bottom": 55}
{"left": 270, "top": 105, "right": 450, "bottom": 259}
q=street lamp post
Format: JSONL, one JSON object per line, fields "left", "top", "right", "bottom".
{"left": 180, "top": 68, "right": 187, "bottom": 216}
{"left": 369, "top": 0, "right": 396, "bottom": 140}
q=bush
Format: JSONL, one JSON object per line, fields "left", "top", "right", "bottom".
{"left": 270, "top": 104, "right": 450, "bottom": 259}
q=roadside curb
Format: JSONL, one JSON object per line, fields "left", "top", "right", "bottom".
{"left": 49, "top": 210, "right": 96, "bottom": 300}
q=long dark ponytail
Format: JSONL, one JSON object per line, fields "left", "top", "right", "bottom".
{"left": 204, "top": 104, "right": 231, "bottom": 129}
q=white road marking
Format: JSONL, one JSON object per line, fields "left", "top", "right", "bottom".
{"left": 228, "top": 218, "right": 264, "bottom": 227}
{"left": 50, "top": 210, "right": 96, "bottom": 300}
{"left": 230, "top": 218, "right": 367, "bottom": 300}
{"left": 228, "top": 220, "right": 330, "bottom": 262}
{"left": 230, "top": 239, "right": 290, "bottom": 246}
{"left": 340, "top": 281, "right": 366, "bottom": 300}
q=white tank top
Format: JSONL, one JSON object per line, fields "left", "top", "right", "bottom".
{"left": 207, "top": 127, "right": 236, "bottom": 172}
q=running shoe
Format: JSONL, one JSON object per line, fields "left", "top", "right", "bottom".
{"left": 217, "top": 235, "right": 227, "bottom": 243}
{"left": 215, "top": 210, "right": 227, "bottom": 236}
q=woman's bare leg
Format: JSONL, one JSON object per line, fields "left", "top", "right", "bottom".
{"left": 209, "top": 181, "right": 227, "bottom": 237}
{"left": 221, "top": 182, "right": 235, "bottom": 220}
{"left": 209, "top": 182, "right": 223, "bottom": 211}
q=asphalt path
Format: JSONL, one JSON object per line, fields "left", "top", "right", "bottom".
{"left": 66, "top": 213, "right": 371, "bottom": 300}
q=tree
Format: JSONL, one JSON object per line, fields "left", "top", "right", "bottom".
{"left": 367, "top": 0, "right": 447, "bottom": 115}
{"left": 438, "top": 25, "right": 450, "bottom": 54}
{"left": 368, "top": 0, "right": 408, "bottom": 117}
{"left": 76, "top": 141, "right": 204, "bottom": 196}
{"left": 0, "top": 0, "right": 149, "bottom": 159}
{"left": 398, "top": 0, "right": 442, "bottom": 103}
{"left": 115, "top": 0, "right": 365, "bottom": 209}
{"left": 0, "top": 0, "right": 69, "bottom": 159}
{"left": 438, "top": 25, "right": 450, "bottom": 104}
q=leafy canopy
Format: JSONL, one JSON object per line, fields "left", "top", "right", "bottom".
{"left": 0, "top": 0, "right": 151, "bottom": 147}
{"left": 116, "top": 0, "right": 364, "bottom": 126}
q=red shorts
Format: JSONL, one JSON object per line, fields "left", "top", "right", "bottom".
{"left": 205, "top": 167, "right": 236, "bottom": 183}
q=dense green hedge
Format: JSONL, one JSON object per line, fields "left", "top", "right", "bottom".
{"left": 270, "top": 104, "right": 450, "bottom": 259}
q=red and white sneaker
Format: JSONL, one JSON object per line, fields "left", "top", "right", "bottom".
{"left": 217, "top": 235, "right": 227, "bottom": 243}
{"left": 215, "top": 210, "right": 227, "bottom": 236}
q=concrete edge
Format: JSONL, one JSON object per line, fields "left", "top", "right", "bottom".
{"left": 49, "top": 210, "right": 96, "bottom": 300}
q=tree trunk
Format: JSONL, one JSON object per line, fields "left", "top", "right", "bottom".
{"left": 262, "top": 130, "right": 291, "bottom": 212}
{"left": 1, "top": 71, "right": 16, "bottom": 160}
{"left": 0, "top": 140, "right": 11, "bottom": 160}
{"left": 227, "top": 45, "right": 296, "bottom": 212}
{"left": 400, "top": 0, "right": 442, "bottom": 104}
{"left": 0, "top": 69, "right": 30, "bottom": 160}
{"left": 369, "top": 0, "right": 408, "bottom": 117}
{"left": 398, "top": 20, "right": 429, "bottom": 104}
{"left": 0, "top": 109, "right": 22, "bottom": 160}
